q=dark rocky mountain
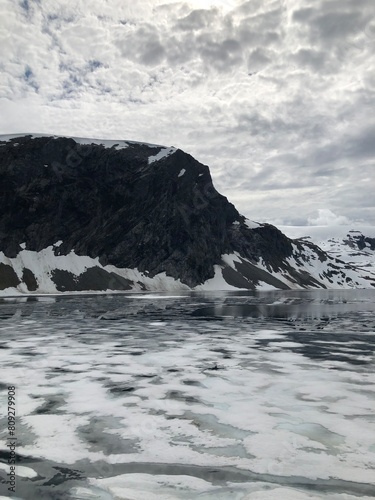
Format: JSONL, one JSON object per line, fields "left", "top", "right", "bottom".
{"left": 0, "top": 134, "right": 374, "bottom": 294}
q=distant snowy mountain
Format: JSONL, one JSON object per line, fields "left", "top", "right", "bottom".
{"left": 279, "top": 225, "right": 375, "bottom": 273}
{"left": 1, "top": 134, "right": 375, "bottom": 294}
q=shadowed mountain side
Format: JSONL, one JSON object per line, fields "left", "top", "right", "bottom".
{"left": 0, "top": 135, "right": 374, "bottom": 293}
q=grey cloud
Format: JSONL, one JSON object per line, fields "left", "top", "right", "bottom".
{"left": 175, "top": 9, "right": 217, "bottom": 31}
{"left": 19, "top": 0, "right": 41, "bottom": 17}
{"left": 87, "top": 60, "right": 103, "bottom": 71}
{"left": 292, "top": 48, "right": 327, "bottom": 71}
{"left": 266, "top": 152, "right": 301, "bottom": 166}
{"left": 197, "top": 36, "right": 243, "bottom": 71}
{"left": 305, "top": 124, "right": 375, "bottom": 168}
{"left": 319, "top": 0, "right": 375, "bottom": 14}
{"left": 20, "top": 0, "right": 30, "bottom": 12}
{"left": 139, "top": 40, "right": 165, "bottom": 66}
{"left": 329, "top": 182, "right": 375, "bottom": 215}
{"left": 242, "top": 6, "right": 285, "bottom": 32}
{"left": 314, "top": 167, "right": 348, "bottom": 177}
{"left": 163, "top": 34, "right": 195, "bottom": 65}
{"left": 114, "top": 4, "right": 285, "bottom": 73}
{"left": 234, "top": 110, "right": 298, "bottom": 140}
{"left": 241, "top": 166, "right": 280, "bottom": 190}
{"left": 238, "top": 28, "right": 280, "bottom": 48}
{"left": 343, "top": 125, "right": 375, "bottom": 160}
{"left": 264, "top": 5, "right": 287, "bottom": 28}
{"left": 117, "top": 25, "right": 165, "bottom": 66}
{"left": 232, "top": 0, "right": 264, "bottom": 16}
{"left": 309, "top": 12, "right": 366, "bottom": 41}
{"left": 237, "top": 7, "right": 285, "bottom": 48}
{"left": 165, "top": 15, "right": 246, "bottom": 71}
{"left": 240, "top": 168, "right": 322, "bottom": 191}
{"left": 292, "top": 7, "right": 315, "bottom": 23}
{"left": 123, "top": 26, "right": 245, "bottom": 72}
{"left": 364, "top": 19, "right": 375, "bottom": 42}
{"left": 247, "top": 48, "right": 272, "bottom": 72}
{"left": 292, "top": 6, "right": 368, "bottom": 44}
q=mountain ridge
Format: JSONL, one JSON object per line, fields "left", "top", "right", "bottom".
{"left": 280, "top": 225, "right": 375, "bottom": 274}
{"left": 1, "top": 134, "right": 374, "bottom": 294}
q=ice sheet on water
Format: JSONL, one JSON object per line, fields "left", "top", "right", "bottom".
{"left": 90, "top": 473, "right": 217, "bottom": 500}
{"left": 0, "top": 291, "right": 374, "bottom": 498}
{"left": 0, "top": 462, "right": 38, "bottom": 479}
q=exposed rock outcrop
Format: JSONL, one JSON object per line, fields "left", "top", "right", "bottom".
{"left": 0, "top": 134, "right": 374, "bottom": 293}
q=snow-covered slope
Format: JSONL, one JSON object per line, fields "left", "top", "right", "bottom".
{"left": 279, "top": 226, "right": 375, "bottom": 273}
{"left": 0, "top": 133, "right": 169, "bottom": 149}
{"left": 1, "top": 134, "right": 375, "bottom": 295}
{"left": 199, "top": 221, "right": 375, "bottom": 292}
{"left": 0, "top": 133, "right": 178, "bottom": 162}
{"left": 2, "top": 230, "right": 374, "bottom": 296}
{"left": 0, "top": 247, "right": 190, "bottom": 296}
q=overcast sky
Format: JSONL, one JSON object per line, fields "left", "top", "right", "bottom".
{"left": 1, "top": 0, "right": 374, "bottom": 226}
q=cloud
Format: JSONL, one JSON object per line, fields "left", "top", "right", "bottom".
{"left": 175, "top": 8, "right": 217, "bottom": 31}
{"left": 247, "top": 48, "right": 272, "bottom": 72}
{"left": 307, "top": 209, "right": 351, "bottom": 226}
{"left": 0, "top": 0, "right": 374, "bottom": 225}
{"left": 291, "top": 48, "right": 327, "bottom": 72}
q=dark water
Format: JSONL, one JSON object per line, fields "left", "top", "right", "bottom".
{"left": 0, "top": 289, "right": 374, "bottom": 499}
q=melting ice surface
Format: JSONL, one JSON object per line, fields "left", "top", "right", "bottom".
{"left": 0, "top": 289, "right": 375, "bottom": 499}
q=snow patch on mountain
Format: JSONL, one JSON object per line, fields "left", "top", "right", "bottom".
{"left": 200, "top": 240, "right": 375, "bottom": 292}
{"left": 244, "top": 219, "right": 262, "bottom": 229}
{"left": 279, "top": 225, "right": 375, "bottom": 273}
{"left": 1, "top": 237, "right": 375, "bottom": 296}
{"left": 148, "top": 146, "right": 177, "bottom": 164}
{"left": 279, "top": 225, "right": 375, "bottom": 241}
{"left": 0, "top": 133, "right": 165, "bottom": 149}
{"left": 0, "top": 247, "right": 190, "bottom": 296}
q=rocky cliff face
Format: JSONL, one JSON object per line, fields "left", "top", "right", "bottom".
{"left": 0, "top": 134, "right": 374, "bottom": 294}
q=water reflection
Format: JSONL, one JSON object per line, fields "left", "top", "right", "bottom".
{"left": 191, "top": 301, "right": 375, "bottom": 320}
{"left": 0, "top": 289, "right": 375, "bottom": 325}
{"left": 189, "top": 289, "right": 375, "bottom": 320}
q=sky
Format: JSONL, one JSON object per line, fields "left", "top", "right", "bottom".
{"left": 0, "top": 0, "right": 374, "bottom": 226}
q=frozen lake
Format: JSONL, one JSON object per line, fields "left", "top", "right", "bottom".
{"left": 0, "top": 289, "right": 375, "bottom": 499}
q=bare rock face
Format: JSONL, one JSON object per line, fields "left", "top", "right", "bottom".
{"left": 0, "top": 135, "right": 238, "bottom": 287}
{"left": 1, "top": 135, "right": 374, "bottom": 292}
